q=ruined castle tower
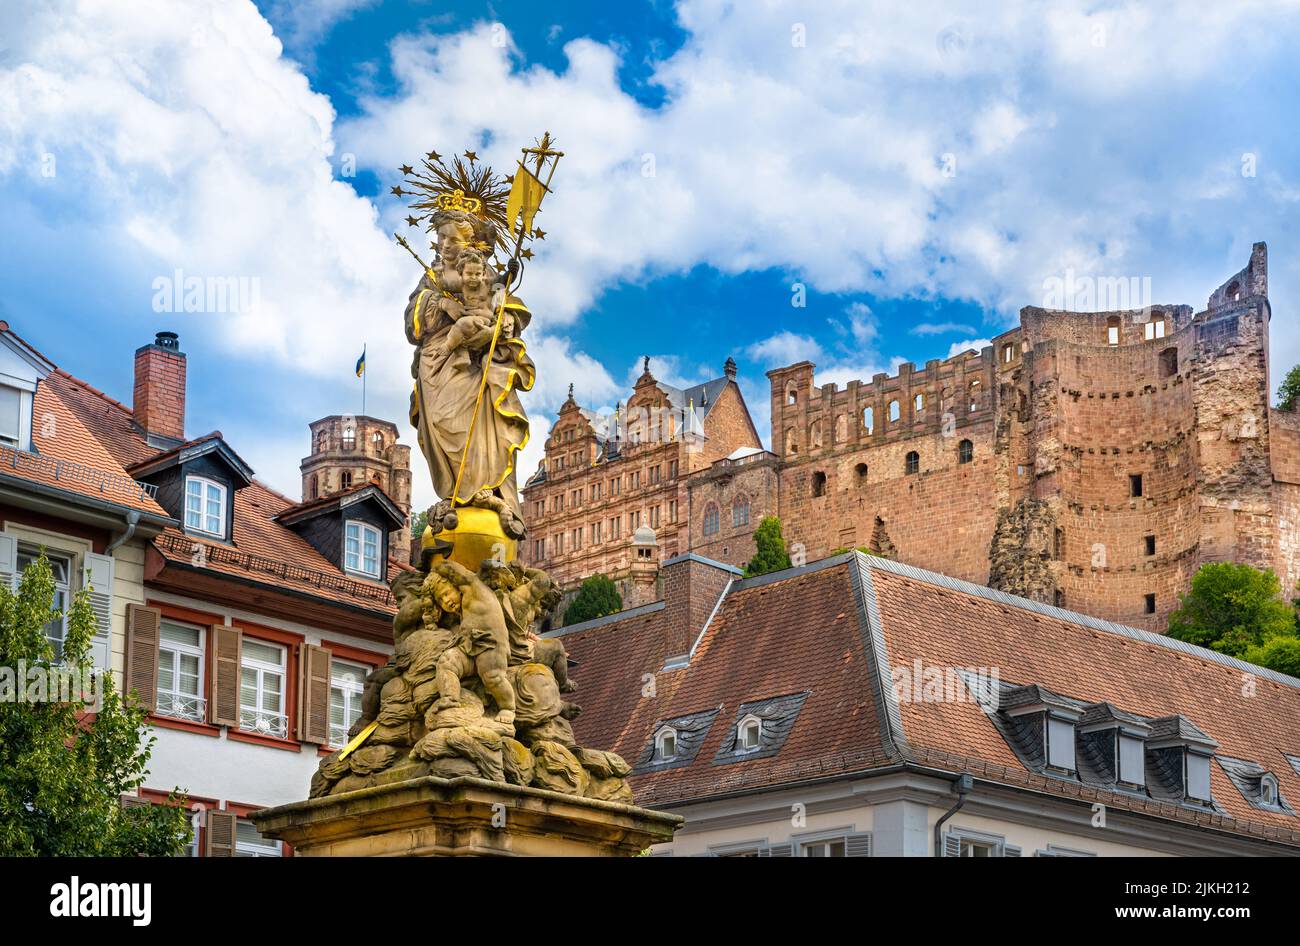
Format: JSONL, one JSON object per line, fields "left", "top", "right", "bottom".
{"left": 768, "top": 243, "right": 1293, "bottom": 631}
{"left": 520, "top": 245, "right": 1296, "bottom": 633}
{"left": 300, "top": 415, "right": 413, "bottom": 550}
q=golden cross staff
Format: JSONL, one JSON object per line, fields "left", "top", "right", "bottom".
{"left": 450, "top": 134, "right": 564, "bottom": 506}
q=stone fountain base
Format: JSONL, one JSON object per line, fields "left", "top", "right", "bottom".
{"left": 250, "top": 775, "right": 681, "bottom": 857}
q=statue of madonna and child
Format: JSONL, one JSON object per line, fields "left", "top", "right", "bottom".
{"left": 308, "top": 142, "right": 636, "bottom": 805}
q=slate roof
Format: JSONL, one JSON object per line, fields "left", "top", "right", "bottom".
{"left": 559, "top": 552, "right": 1300, "bottom": 848}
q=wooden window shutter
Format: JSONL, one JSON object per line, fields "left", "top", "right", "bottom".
{"left": 1003, "top": 843, "right": 1022, "bottom": 857}
{"left": 845, "top": 832, "right": 873, "bottom": 857}
{"left": 767, "top": 843, "right": 794, "bottom": 857}
{"left": 81, "top": 551, "right": 116, "bottom": 640}
{"left": 206, "top": 810, "right": 237, "bottom": 857}
{"left": 0, "top": 534, "right": 16, "bottom": 589}
{"left": 125, "top": 604, "right": 161, "bottom": 712}
{"left": 297, "top": 643, "right": 332, "bottom": 744}
{"left": 208, "top": 625, "right": 242, "bottom": 727}
{"left": 943, "top": 832, "right": 962, "bottom": 857}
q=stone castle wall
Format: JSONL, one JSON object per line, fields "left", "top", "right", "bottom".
{"left": 522, "top": 244, "right": 1294, "bottom": 634}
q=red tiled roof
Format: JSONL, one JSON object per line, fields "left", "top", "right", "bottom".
{"left": 562, "top": 563, "right": 887, "bottom": 807}
{"left": 560, "top": 553, "right": 1300, "bottom": 847}
{"left": 871, "top": 564, "right": 1300, "bottom": 843}
{"left": 15, "top": 378, "right": 168, "bottom": 518}
{"left": 36, "top": 351, "right": 396, "bottom": 616}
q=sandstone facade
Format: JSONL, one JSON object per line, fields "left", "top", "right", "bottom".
{"left": 524, "top": 244, "right": 1300, "bottom": 632}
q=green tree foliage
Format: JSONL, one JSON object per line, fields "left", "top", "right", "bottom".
{"left": 1166, "top": 562, "right": 1296, "bottom": 658}
{"left": 411, "top": 508, "right": 429, "bottom": 539}
{"left": 1244, "top": 636, "right": 1300, "bottom": 678}
{"left": 563, "top": 574, "right": 623, "bottom": 626}
{"left": 744, "top": 516, "right": 793, "bottom": 578}
{"left": 1277, "top": 364, "right": 1300, "bottom": 411}
{"left": 0, "top": 552, "right": 190, "bottom": 856}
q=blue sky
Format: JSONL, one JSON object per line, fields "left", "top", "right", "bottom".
{"left": 3, "top": 0, "right": 1299, "bottom": 512}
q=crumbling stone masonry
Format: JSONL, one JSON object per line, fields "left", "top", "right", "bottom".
{"left": 767, "top": 243, "right": 1297, "bottom": 631}
{"left": 524, "top": 244, "right": 1299, "bottom": 634}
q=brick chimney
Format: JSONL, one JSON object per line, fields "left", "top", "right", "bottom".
{"left": 133, "top": 331, "right": 186, "bottom": 442}
{"left": 660, "top": 553, "right": 740, "bottom": 665}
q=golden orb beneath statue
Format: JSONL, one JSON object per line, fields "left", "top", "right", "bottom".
{"left": 421, "top": 505, "right": 516, "bottom": 572}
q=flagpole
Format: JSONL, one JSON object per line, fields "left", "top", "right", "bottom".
{"left": 362, "top": 344, "right": 367, "bottom": 417}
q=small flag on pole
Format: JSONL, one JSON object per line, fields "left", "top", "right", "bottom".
{"left": 355, "top": 347, "right": 366, "bottom": 378}
{"left": 506, "top": 163, "right": 546, "bottom": 238}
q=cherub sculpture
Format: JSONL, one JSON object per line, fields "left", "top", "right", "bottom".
{"left": 431, "top": 559, "right": 516, "bottom": 727}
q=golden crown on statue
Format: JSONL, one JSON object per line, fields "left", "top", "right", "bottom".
{"left": 435, "top": 188, "right": 483, "bottom": 215}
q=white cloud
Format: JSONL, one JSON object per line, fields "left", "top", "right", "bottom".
{"left": 746, "top": 330, "right": 823, "bottom": 367}
{"left": 5, "top": 0, "right": 1300, "bottom": 507}
{"left": 913, "top": 321, "right": 978, "bottom": 336}
{"left": 947, "top": 339, "right": 993, "bottom": 358}
{"left": 263, "top": 0, "right": 380, "bottom": 56}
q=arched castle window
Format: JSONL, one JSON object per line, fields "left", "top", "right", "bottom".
{"left": 785, "top": 428, "right": 798, "bottom": 454}
{"left": 372, "top": 431, "right": 385, "bottom": 448}
{"left": 342, "top": 427, "right": 356, "bottom": 450}
{"left": 703, "top": 503, "right": 720, "bottom": 536}
{"left": 889, "top": 400, "right": 900, "bottom": 423}
{"left": 1002, "top": 343, "right": 1015, "bottom": 364}
{"left": 812, "top": 471, "right": 827, "bottom": 497}
{"left": 914, "top": 392, "right": 924, "bottom": 414}
{"left": 968, "top": 379, "right": 981, "bottom": 412}
{"left": 855, "top": 463, "right": 869, "bottom": 486}
{"left": 316, "top": 430, "right": 328, "bottom": 452}
{"left": 1106, "top": 316, "right": 1121, "bottom": 346}
{"left": 862, "top": 406, "right": 874, "bottom": 435}
{"left": 310, "top": 475, "right": 319, "bottom": 500}
{"left": 732, "top": 495, "right": 750, "bottom": 527}
{"left": 1227, "top": 281, "right": 1241, "bottom": 302}
{"left": 787, "top": 388, "right": 798, "bottom": 406}
{"left": 905, "top": 451, "right": 920, "bottom": 475}
{"left": 958, "top": 439, "right": 973, "bottom": 464}
{"left": 341, "top": 471, "right": 353, "bottom": 489}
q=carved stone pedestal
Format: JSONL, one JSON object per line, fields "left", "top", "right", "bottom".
{"left": 251, "top": 775, "right": 681, "bottom": 857}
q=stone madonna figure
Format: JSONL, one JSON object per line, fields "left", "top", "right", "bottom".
{"left": 404, "top": 206, "right": 535, "bottom": 522}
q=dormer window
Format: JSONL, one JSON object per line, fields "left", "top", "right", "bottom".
{"left": 1261, "top": 773, "right": 1279, "bottom": 807}
{"left": 654, "top": 726, "right": 677, "bottom": 762}
{"left": 1046, "top": 716, "right": 1076, "bottom": 772}
{"left": 184, "top": 475, "right": 227, "bottom": 538}
{"left": 1119, "top": 733, "right": 1146, "bottom": 786}
{"left": 344, "top": 521, "right": 381, "bottom": 578}
{"left": 0, "top": 385, "right": 24, "bottom": 449}
{"left": 1186, "top": 752, "right": 1213, "bottom": 803}
{"left": 738, "top": 714, "right": 762, "bottom": 751}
